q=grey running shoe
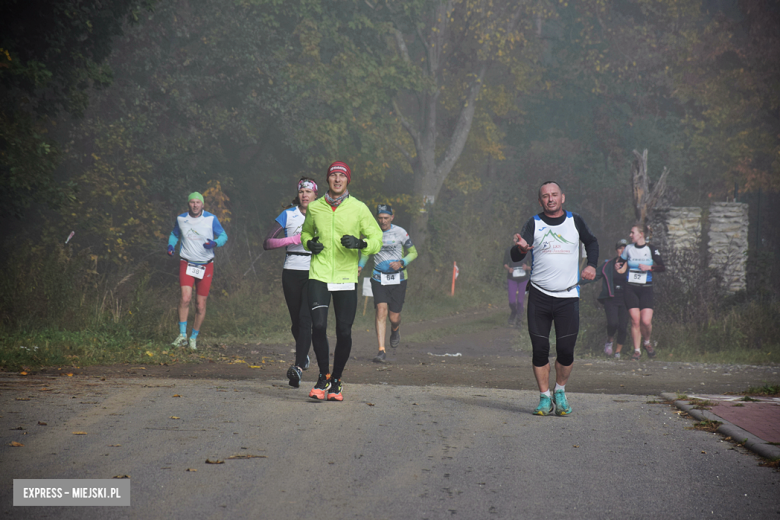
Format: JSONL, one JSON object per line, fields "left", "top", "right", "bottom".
{"left": 188, "top": 337, "right": 197, "bottom": 350}
{"left": 632, "top": 350, "right": 641, "bottom": 361}
{"left": 389, "top": 328, "right": 401, "bottom": 348}
{"left": 614, "top": 352, "right": 621, "bottom": 360}
{"left": 644, "top": 342, "right": 656, "bottom": 358}
{"left": 287, "top": 365, "right": 302, "bottom": 388}
{"left": 553, "top": 389, "right": 572, "bottom": 416}
{"left": 604, "top": 341, "right": 613, "bottom": 356}
{"left": 302, "top": 354, "right": 310, "bottom": 370}
{"left": 171, "top": 333, "right": 188, "bottom": 347}
{"left": 373, "top": 350, "right": 386, "bottom": 363}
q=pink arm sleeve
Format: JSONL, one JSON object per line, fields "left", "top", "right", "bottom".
{"left": 265, "top": 234, "right": 301, "bottom": 249}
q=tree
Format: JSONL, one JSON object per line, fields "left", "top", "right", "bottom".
{"left": 0, "top": 0, "right": 153, "bottom": 219}
{"left": 385, "top": 0, "right": 543, "bottom": 245}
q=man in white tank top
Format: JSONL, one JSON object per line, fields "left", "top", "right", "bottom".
{"left": 511, "top": 181, "right": 599, "bottom": 416}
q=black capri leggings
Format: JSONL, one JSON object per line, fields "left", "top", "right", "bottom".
{"left": 308, "top": 279, "right": 358, "bottom": 380}
{"left": 527, "top": 285, "right": 579, "bottom": 367}
{"left": 282, "top": 269, "right": 312, "bottom": 368}
{"left": 602, "top": 297, "right": 628, "bottom": 345}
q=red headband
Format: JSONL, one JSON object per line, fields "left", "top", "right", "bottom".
{"left": 327, "top": 161, "right": 351, "bottom": 184}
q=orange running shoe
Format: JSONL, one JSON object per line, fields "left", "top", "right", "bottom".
{"left": 308, "top": 373, "right": 330, "bottom": 400}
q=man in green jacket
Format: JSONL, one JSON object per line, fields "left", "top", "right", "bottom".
{"left": 300, "top": 161, "right": 383, "bottom": 401}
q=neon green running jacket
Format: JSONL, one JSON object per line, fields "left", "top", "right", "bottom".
{"left": 301, "top": 196, "right": 383, "bottom": 284}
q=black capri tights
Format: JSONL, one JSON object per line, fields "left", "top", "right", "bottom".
{"left": 527, "top": 285, "right": 579, "bottom": 367}
{"left": 308, "top": 279, "right": 357, "bottom": 380}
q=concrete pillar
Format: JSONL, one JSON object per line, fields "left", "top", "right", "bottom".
{"left": 707, "top": 202, "right": 749, "bottom": 292}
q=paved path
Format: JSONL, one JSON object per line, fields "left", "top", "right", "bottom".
{"left": 2, "top": 376, "right": 779, "bottom": 519}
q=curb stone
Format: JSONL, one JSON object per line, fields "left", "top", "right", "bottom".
{"left": 661, "top": 392, "right": 780, "bottom": 461}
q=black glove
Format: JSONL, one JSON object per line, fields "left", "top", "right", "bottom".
{"left": 307, "top": 237, "right": 324, "bottom": 254}
{"left": 341, "top": 235, "right": 367, "bottom": 249}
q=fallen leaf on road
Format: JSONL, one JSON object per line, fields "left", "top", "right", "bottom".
{"left": 170, "top": 416, "right": 180, "bottom": 420}
{"left": 73, "top": 432, "right": 87, "bottom": 435}
{"left": 38, "top": 422, "right": 47, "bottom": 426}
{"left": 66, "top": 373, "right": 73, "bottom": 377}
{"left": 10, "top": 426, "right": 25, "bottom": 430}
{"left": 19, "top": 372, "right": 28, "bottom": 376}
{"left": 227, "top": 455, "right": 267, "bottom": 459}
{"left": 205, "top": 459, "right": 224, "bottom": 464}
{"left": 146, "top": 351, "right": 154, "bottom": 357}
{"left": 186, "top": 468, "right": 197, "bottom": 472}
{"left": 112, "top": 475, "right": 130, "bottom": 479}
{"left": 108, "top": 444, "right": 121, "bottom": 447}
{"left": 366, "top": 403, "right": 375, "bottom": 406}
{"left": 9, "top": 442, "right": 24, "bottom": 447}
{"left": 172, "top": 394, "right": 181, "bottom": 398}
{"left": 573, "top": 445, "right": 579, "bottom": 448}
{"left": 15, "top": 398, "right": 30, "bottom": 401}
{"left": 701, "top": 451, "right": 706, "bottom": 454}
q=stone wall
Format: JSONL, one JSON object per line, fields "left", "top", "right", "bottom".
{"left": 707, "top": 202, "right": 749, "bottom": 292}
{"left": 650, "top": 207, "right": 702, "bottom": 252}
{"left": 651, "top": 203, "right": 748, "bottom": 292}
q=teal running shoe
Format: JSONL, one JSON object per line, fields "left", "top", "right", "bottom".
{"left": 553, "top": 389, "right": 572, "bottom": 416}
{"left": 533, "top": 394, "right": 555, "bottom": 416}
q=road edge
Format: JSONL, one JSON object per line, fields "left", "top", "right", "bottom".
{"left": 660, "top": 392, "right": 780, "bottom": 461}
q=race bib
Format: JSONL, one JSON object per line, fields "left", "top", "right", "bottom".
{"left": 186, "top": 263, "right": 206, "bottom": 279}
{"left": 512, "top": 267, "right": 526, "bottom": 278}
{"left": 380, "top": 272, "right": 401, "bottom": 286}
{"left": 327, "top": 283, "right": 355, "bottom": 292}
{"left": 629, "top": 271, "right": 648, "bottom": 285}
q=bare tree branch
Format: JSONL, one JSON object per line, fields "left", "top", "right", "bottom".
{"left": 394, "top": 29, "right": 410, "bottom": 64}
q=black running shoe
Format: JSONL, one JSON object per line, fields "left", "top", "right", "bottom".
{"left": 373, "top": 350, "right": 386, "bottom": 363}
{"left": 327, "top": 378, "right": 343, "bottom": 401}
{"left": 287, "top": 365, "right": 302, "bottom": 388}
{"left": 389, "top": 328, "right": 400, "bottom": 348}
{"left": 302, "top": 354, "right": 310, "bottom": 370}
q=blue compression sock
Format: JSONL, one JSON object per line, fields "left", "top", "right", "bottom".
{"left": 190, "top": 330, "right": 199, "bottom": 339}
{"left": 179, "top": 322, "right": 187, "bottom": 335}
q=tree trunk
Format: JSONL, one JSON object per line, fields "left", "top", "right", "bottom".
{"left": 631, "top": 149, "right": 670, "bottom": 233}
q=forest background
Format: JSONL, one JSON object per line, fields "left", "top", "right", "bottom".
{"left": 1, "top": 0, "right": 779, "bottom": 370}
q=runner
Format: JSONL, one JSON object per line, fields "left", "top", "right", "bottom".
{"left": 621, "top": 224, "right": 665, "bottom": 360}
{"left": 167, "top": 192, "right": 228, "bottom": 350}
{"left": 300, "top": 161, "right": 383, "bottom": 401}
{"left": 589, "top": 239, "right": 629, "bottom": 359}
{"left": 512, "top": 181, "right": 598, "bottom": 416}
{"left": 358, "top": 204, "right": 418, "bottom": 363}
{"left": 503, "top": 245, "right": 530, "bottom": 327}
{"left": 262, "top": 178, "right": 318, "bottom": 387}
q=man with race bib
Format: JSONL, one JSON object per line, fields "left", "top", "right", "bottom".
{"left": 168, "top": 192, "right": 228, "bottom": 350}
{"left": 359, "top": 204, "right": 418, "bottom": 363}
{"left": 621, "top": 223, "right": 665, "bottom": 360}
{"left": 301, "top": 161, "right": 383, "bottom": 401}
{"left": 512, "top": 181, "right": 598, "bottom": 416}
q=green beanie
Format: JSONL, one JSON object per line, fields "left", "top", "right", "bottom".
{"left": 188, "top": 192, "right": 204, "bottom": 204}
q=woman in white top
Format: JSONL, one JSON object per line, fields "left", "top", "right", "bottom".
{"left": 263, "top": 178, "right": 318, "bottom": 387}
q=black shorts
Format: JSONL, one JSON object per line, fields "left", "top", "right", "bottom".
{"left": 371, "top": 278, "right": 407, "bottom": 313}
{"left": 624, "top": 284, "right": 654, "bottom": 310}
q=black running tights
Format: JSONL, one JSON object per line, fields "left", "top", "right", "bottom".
{"left": 602, "top": 298, "right": 628, "bottom": 345}
{"left": 282, "top": 269, "right": 313, "bottom": 368}
{"left": 527, "top": 285, "right": 579, "bottom": 367}
{"left": 308, "top": 279, "right": 357, "bottom": 379}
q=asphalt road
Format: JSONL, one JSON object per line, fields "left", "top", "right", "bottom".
{"left": 1, "top": 375, "right": 779, "bottom": 519}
